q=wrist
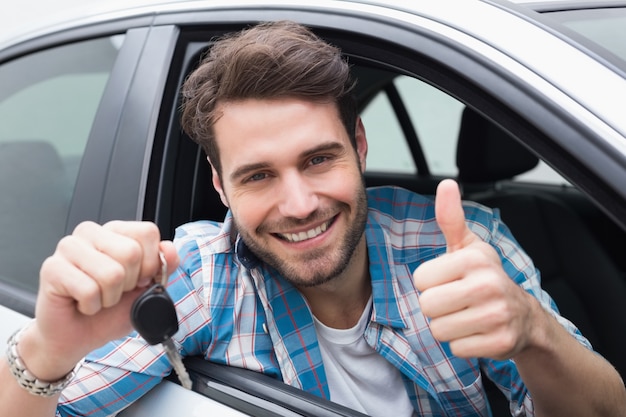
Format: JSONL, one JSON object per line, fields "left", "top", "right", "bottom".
{"left": 5, "top": 322, "right": 83, "bottom": 396}
{"left": 514, "top": 292, "right": 559, "bottom": 360}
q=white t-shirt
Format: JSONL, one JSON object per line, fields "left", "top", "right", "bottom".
{"left": 313, "top": 297, "right": 416, "bottom": 416}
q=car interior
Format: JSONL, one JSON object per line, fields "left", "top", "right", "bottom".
{"left": 455, "top": 106, "right": 626, "bottom": 377}
{"left": 453, "top": 106, "right": 626, "bottom": 414}
{"left": 0, "top": 141, "right": 70, "bottom": 292}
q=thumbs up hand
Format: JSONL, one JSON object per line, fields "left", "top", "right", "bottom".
{"left": 414, "top": 179, "right": 536, "bottom": 360}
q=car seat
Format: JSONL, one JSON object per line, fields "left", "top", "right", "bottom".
{"left": 455, "top": 107, "right": 626, "bottom": 412}
{"left": 0, "top": 141, "right": 70, "bottom": 292}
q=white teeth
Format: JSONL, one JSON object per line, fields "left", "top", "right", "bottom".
{"left": 281, "top": 221, "right": 330, "bottom": 243}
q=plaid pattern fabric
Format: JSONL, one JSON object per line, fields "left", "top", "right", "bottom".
{"left": 56, "top": 186, "right": 590, "bottom": 417}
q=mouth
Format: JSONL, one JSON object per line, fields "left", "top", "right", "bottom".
{"left": 274, "top": 217, "right": 335, "bottom": 243}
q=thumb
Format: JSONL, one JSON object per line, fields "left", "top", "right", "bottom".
{"left": 159, "top": 240, "right": 180, "bottom": 276}
{"left": 435, "top": 179, "right": 474, "bottom": 252}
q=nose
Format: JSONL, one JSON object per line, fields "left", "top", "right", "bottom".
{"left": 277, "top": 171, "right": 319, "bottom": 219}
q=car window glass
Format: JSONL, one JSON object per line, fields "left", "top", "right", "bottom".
{"left": 548, "top": 8, "right": 626, "bottom": 72}
{"left": 361, "top": 74, "right": 569, "bottom": 184}
{"left": 360, "top": 92, "right": 416, "bottom": 174}
{"left": 396, "top": 75, "right": 464, "bottom": 176}
{"left": 0, "top": 35, "right": 124, "bottom": 293}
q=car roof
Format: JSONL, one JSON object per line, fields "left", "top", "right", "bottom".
{"left": 2, "top": 0, "right": 617, "bottom": 50}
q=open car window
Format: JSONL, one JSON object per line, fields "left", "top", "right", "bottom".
{"left": 360, "top": 71, "right": 570, "bottom": 185}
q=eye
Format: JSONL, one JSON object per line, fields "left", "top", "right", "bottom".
{"left": 245, "top": 172, "right": 268, "bottom": 183}
{"left": 310, "top": 155, "right": 329, "bottom": 166}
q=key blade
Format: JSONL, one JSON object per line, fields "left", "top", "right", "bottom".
{"left": 162, "top": 339, "right": 192, "bottom": 390}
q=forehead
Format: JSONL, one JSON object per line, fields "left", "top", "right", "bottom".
{"left": 213, "top": 98, "right": 348, "bottom": 168}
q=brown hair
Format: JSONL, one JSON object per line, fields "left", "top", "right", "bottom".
{"left": 180, "top": 20, "right": 357, "bottom": 176}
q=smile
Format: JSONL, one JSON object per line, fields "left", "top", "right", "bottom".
{"left": 276, "top": 219, "right": 333, "bottom": 243}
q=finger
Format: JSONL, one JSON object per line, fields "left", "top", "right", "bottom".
{"left": 418, "top": 277, "right": 471, "bottom": 318}
{"left": 54, "top": 232, "right": 132, "bottom": 308}
{"left": 135, "top": 240, "right": 180, "bottom": 287}
{"left": 427, "top": 295, "right": 506, "bottom": 341}
{"left": 414, "top": 250, "right": 466, "bottom": 292}
{"left": 40, "top": 253, "right": 104, "bottom": 315}
{"left": 415, "top": 244, "right": 497, "bottom": 292}
{"left": 73, "top": 221, "right": 145, "bottom": 293}
{"left": 159, "top": 240, "right": 180, "bottom": 277}
{"left": 435, "top": 179, "right": 475, "bottom": 253}
{"left": 102, "top": 220, "right": 163, "bottom": 285}
{"left": 447, "top": 331, "right": 518, "bottom": 360}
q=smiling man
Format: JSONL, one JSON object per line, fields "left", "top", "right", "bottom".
{"left": 1, "top": 20, "right": 625, "bottom": 417}
{"left": 214, "top": 99, "right": 369, "bottom": 292}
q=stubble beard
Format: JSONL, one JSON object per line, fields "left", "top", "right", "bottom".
{"left": 235, "top": 185, "right": 368, "bottom": 288}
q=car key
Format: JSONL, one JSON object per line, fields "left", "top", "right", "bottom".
{"left": 130, "top": 253, "right": 192, "bottom": 390}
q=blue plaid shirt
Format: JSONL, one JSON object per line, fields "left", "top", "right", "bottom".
{"left": 57, "top": 186, "right": 590, "bottom": 416}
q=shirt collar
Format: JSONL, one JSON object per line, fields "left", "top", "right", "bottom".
{"left": 230, "top": 208, "right": 408, "bottom": 329}
{"left": 235, "top": 234, "right": 260, "bottom": 269}
{"left": 365, "top": 211, "right": 409, "bottom": 329}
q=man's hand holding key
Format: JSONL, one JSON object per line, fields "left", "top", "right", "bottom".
{"left": 17, "top": 221, "right": 180, "bottom": 388}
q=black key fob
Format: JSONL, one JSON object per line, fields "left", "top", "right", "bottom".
{"left": 130, "top": 283, "right": 179, "bottom": 345}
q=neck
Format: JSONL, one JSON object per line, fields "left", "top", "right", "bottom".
{"left": 297, "top": 237, "right": 371, "bottom": 329}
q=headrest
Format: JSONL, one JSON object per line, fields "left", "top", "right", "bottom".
{"left": 0, "top": 140, "right": 64, "bottom": 175}
{"left": 456, "top": 107, "right": 538, "bottom": 183}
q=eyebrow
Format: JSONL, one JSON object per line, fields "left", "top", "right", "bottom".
{"left": 229, "top": 141, "right": 347, "bottom": 183}
{"left": 301, "top": 141, "right": 346, "bottom": 159}
{"left": 230, "top": 162, "right": 272, "bottom": 183}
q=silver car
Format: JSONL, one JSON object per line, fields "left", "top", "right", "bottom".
{"left": 1, "top": 0, "right": 625, "bottom": 415}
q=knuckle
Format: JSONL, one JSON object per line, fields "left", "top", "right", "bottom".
{"left": 469, "top": 272, "right": 506, "bottom": 301}
{"left": 56, "top": 235, "right": 79, "bottom": 253}
{"left": 39, "top": 255, "right": 61, "bottom": 280}
{"left": 118, "top": 239, "right": 143, "bottom": 266}
{"left": 494, "top": 331, "right": 517, "bottom": 356}
{"left": 143, "top": 222, "right": 161, "bottom": 241}
{"left": 462, "top": 247, "right": 491, "bottom": 268}
{"left": 104, "top": 220, "right": 161, "bottom": 240}
{"left": 72, "top": 220, "right": 99, "bottom": 236}
{"left": 98, "top": 261, "right": 127, "bottom": 288}
{"left": 77, "top": 281, "right": 103, "bottom": 315}
{"left": 103, "top": 219, "right": 125, "bottom": 230}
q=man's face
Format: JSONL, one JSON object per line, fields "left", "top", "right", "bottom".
{"left": 212, "top": 98, "right": 368, "bottom": 288}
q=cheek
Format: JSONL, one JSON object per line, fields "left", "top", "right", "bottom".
{"left": 324, "top": 168, "right": 364, "bottom": 202}
{"left": 229, "top": 194, "right": 270, "bottom": 233}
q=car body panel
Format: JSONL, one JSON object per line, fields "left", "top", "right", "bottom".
{"left": 120, "top": 380, "right": 249, "bottom": 417}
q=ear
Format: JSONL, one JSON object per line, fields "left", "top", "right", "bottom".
{"left": 208, "top": 157, "right": 229, "bottom": 208}
{"left": 355, "top": 117, "right": 368, "bottom": 173}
